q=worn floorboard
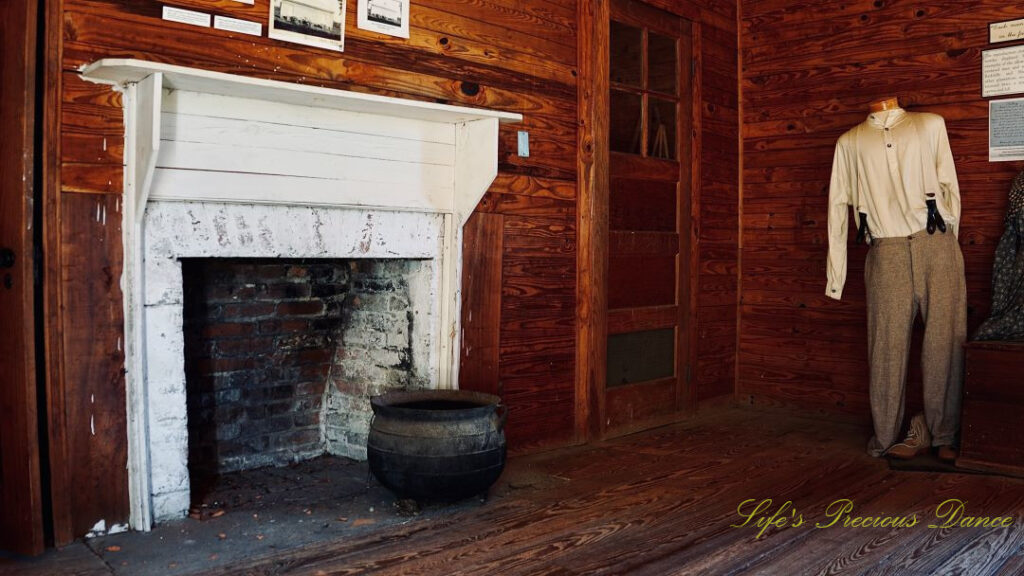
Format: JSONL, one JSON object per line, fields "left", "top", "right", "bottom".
{"left": 3, "top": 406, "right": 1021, "bottom": 575}
{"left": 219, "top": 406, "right": 1024, "bottom": 576}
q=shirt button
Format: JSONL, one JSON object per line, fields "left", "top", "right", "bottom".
{"left": 884, "top": 128, "right": 890, "bottom": 131}
{"left": 887, "top": 144, "right": 893, "bottom": 148}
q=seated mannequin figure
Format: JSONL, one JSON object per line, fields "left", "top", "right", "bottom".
{"left": 826, "top": 96, "right": 967, "bottom": 462}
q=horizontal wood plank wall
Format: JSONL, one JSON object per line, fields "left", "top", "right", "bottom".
{"left": 644, "top": 0, "right": 740, "bottom": 403}
{"left": 739, "top": 1, "right": 1024, "bottom": 418}
{"left": 50, "top": 0, "right": 578, "bottom": 540}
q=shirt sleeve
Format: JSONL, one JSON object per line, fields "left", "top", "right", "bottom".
{"left": 935, "top": 117, "right": 961, "bottom": 237}
{"left": 826, "top": 138, "right": 852, "bottom": 300}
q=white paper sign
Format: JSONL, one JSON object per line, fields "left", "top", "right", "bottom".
{"left": 983, "top": 45, "right": 1024, "bottom": 98}
{"left": 991, "top": 19, "right": 1024, "bottom": 44}
{"left": 989, "top": 98, "right": 1024, "bottom": 162}
{"left": 162, "top": 6, "right": 211, "bottom": 28}
{"left": 214, "top": 15, "right": 262, "bottom": 36}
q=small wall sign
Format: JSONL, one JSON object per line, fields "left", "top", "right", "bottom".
{"left": 990, "top": 18, "right": 1024, "bottom": 44}
{"left": 990, "top": 98, "right": 1024, "bottom": 162}
{"left": 982, "top": 44, "right": 1024, "bottom": 98}
{"left": 214, "top": 15, "right": 262, "bottom": 36}
{"left": 162, "top": 6, "right": 211, "bottom": 28}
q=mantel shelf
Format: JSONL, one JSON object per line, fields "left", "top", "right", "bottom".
{"left": 80, "top": 58, "right": 522, "bottom": 125}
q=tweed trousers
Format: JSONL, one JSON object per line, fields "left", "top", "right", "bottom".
{"left": 864, "top": 229, "right": 967, "bottom": 457}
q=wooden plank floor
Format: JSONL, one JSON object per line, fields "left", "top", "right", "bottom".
{"left": 2, "top": 405, "right": 1021, "bottom": 575}
{"left": 212, "top": 406, "right": 1024, "bottom": 575}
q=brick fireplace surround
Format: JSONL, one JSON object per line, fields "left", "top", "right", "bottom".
{"left": 182, "top": 258, "right": 430, "bottom": 482}
{"left": 143, "top": 202, "right": 441, "bottom": 522}
{"left": 81, "top": 59, "right": 519, "bottom": 531}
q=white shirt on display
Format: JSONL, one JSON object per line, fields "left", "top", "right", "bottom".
{"left": 826, "top": 107, "right": 962, "bottom": 300}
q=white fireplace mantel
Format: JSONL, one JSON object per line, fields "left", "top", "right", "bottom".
{"left": 79, "top": 59, "right": 521, "bottom": 531}
{"left": 80, "top": 58, "right": 522, "bottom": 224}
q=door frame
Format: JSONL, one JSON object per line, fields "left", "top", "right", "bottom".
{"left": 576, "top": 0, "right": 701, "bottom": 442}
{"left": 0, "top": 0, "right": 46, "bottom": 556}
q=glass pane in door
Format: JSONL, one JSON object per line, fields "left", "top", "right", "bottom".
{"left": 610, "top": 89, "right": 643, "bottom": 155}
{"left": 610, "top": 20, "right": 642, "bottom": 87}
{"left": 648, "top": 98, "right": 676, "bottom": 160}
{"left": 648, "top": 32, "right": 677, "bottom": 95}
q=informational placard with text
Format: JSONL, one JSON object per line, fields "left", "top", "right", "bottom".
{"left": 983, "top": 45, "right": 1024, "bottom": 98}
{"left": 990, "top": 98, "right": 1024, "bottom": 162}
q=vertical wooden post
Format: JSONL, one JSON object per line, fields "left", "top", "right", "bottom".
{"left": 687, "top": 23, "right": 703, "bottom": 412}
{"left": 576, "top": 0, "right": 610, "bottom": 441}
{"left": 0, "top": 0, "right": 46, "bottom": 555}
{"left": 43, "top": 0, "right": 72, "bottom": 546}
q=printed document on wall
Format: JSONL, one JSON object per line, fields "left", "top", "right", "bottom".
{"left": 990, "top": 98, "right": 1024, "bottom": 162}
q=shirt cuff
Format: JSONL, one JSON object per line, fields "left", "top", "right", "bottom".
{"left": 826, "top": 286, "right": 842, "bottom": 300}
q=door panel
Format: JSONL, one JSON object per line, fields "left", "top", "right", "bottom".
{"left": 607, "top": 329, "right": 675, "bottom": 386}
{"left": 0, "top": 0, "right": 46, "bottom": 556}
{"left": 609, "top": 178, "right": 676, "bottom": 231}
{"left": 608, "top": 254, "right": 677, "bottom": 309}
{"left": 603, "top": 0, "right": 693, "bottom": 436}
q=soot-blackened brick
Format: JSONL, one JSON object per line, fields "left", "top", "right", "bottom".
{"left": 183, "top": 257, "right": 423, "bottom": 494}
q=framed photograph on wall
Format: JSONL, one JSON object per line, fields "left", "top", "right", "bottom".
{"left": 270, "top": 0, "right": 346, "bottom": 52}
{"left": 357, "top": 0, "right": 409, "bottom": 39}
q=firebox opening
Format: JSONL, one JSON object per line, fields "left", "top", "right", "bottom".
{"left": 180, "top": 257, "right": 430, "bottom": 507}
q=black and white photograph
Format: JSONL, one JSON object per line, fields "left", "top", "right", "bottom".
{"left": 357, "top": 0, "right": 409, "bottom": 39}
{"left": 269, "top": 0, "right": 346, "bottom": 51}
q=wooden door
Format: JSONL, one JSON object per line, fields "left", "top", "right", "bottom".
{"left": 0, "top": 0, "right": 46, "bottom": 556}
{"left": 603, "top": 0, "right": 693, "bottom": 436}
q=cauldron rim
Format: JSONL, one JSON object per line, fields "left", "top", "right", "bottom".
{"left": 370, "top": 389, "right": 502, "bottom": 421}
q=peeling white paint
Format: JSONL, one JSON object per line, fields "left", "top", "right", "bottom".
{"left": 85, "top": 519, "right": 107, "bottom": 538}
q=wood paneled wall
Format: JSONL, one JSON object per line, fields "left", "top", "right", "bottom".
{"left": 45, "top": 0, "right": 739, "bottom": 541}
{"left": 47, "top": 0, "right": 581, "bottom": 542}
{"left": 690, "top": 8, "right": 739, "bottom": 403}
{"left": 739, "top": 1, "right": 1024, "bottom": 417}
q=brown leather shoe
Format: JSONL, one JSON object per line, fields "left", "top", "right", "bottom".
{"left": 936, "top": 444, "right": 958, "bottom": 462}
{"left": 885, "top": 414, "right": 931, "bottom": 460}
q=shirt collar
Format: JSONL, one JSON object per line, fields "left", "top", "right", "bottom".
{"left": 866, "top": 107, "right": 907, "bottom": 129}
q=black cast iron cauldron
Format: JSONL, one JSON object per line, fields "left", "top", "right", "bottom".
{"left": 367, "top": 390, "right": 507, "bottom": 501}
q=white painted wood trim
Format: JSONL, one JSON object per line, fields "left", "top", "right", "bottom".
{"left": 438, "top": 214, "right": 457, "bottom": 390}
{"left": 80, "top": 59, "right": 522, "bottom": 125}
{"left": 453, "top": 119, "right": 500, "bottom": 227}
{"left": 123, "top": 76, "right": 161, "bottom": 531}
{"left": 134, "top": 73, "right": 162, "bottom": 224}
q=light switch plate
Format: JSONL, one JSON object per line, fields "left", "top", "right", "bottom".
{"left": 517, "top": 131, "right": 530, "bottom": 157}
